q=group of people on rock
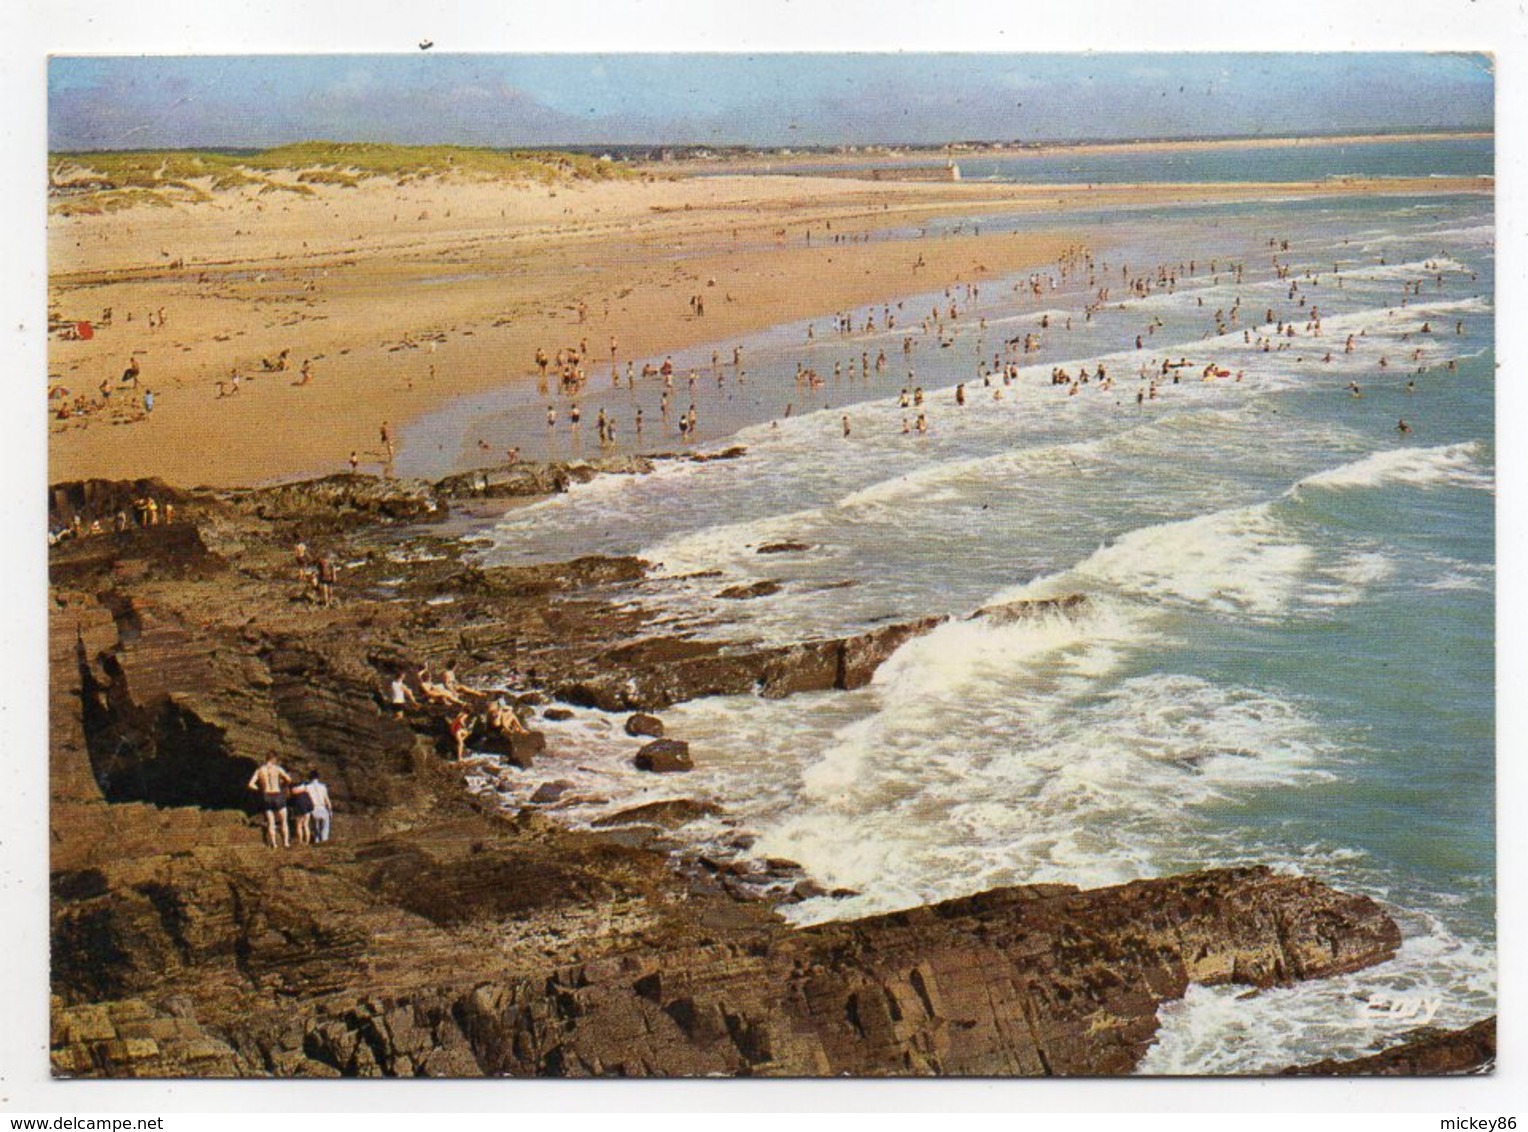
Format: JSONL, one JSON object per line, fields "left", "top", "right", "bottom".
{"left": 247, "top": 755, "right": 334, "bottom": 849}
{"left": 386, "top": 663, "right": 530, "bottom": 761}
{"left": 49, "top": 494, "right": 175, "bottom": 545}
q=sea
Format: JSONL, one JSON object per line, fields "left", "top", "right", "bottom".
{"left": 745, "top": 134, "right": 1494, "bottom": 186}
{"left": 399, "top": 138, "right": 1496, "bottom": 1075}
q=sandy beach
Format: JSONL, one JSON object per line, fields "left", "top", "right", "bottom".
{"left": 48, "top": 167, "right": 1488, "bottom": 487}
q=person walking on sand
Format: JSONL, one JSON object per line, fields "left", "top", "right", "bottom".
{"left": 380, "top": 421, "right": 394, "bottom": 460}
{"left": 842, "top": 415, "right": 852, "bottom": 438}
{"left": 349, "top": 450, "right": 359, "bottom": 474}
{"left": 305, "top": 770, "right": 333, "bottom": 843}
{"left": 248, "top": 755, "right": 293, "bottom": 848}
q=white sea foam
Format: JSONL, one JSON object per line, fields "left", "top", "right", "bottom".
{"left": 1140, "top": 911, "right": 1497, "bottom": 1075}
{"left": 1305, "top": 550, "right": 1394, "bottom": 607}
{"left": 1362, "top": 225, "right": 1495, "bottom": 252}
{"left": 1015, "top": 503, "right": 1312, "bottom": 618}
{"left": 641, "top": 503, "right": 836, "bottom": 577}
{"left": 1297, "top": 441, "right": 1492, "bottom": 492}
{"left": 768, "top": 665, "right": 1338, "bottom": 926}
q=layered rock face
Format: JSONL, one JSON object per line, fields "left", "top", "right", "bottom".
{"left": 404, "top": 867, "right": 1400, "bottom": 1078}
{"left": 51, "top": 860, "right": 1400, "bottom": 1078}
{"left": 45, "top": 467, "right": 1479, "bottom": 1079}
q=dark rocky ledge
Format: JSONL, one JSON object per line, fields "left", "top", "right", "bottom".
{"left": 44, "top": 467, "right": 1438, "bottom": 1078}
{"left": 51, "top": 864, "right": 1399, "bottom": 1078}
{"left": 1281, "top": 1017, "right": 1496, "bottom": 1076}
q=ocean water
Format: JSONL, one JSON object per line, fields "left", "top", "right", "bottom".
{"left": 441, "top": 167, "right": 1493, "bottom": 1073}
{"left": 739, "top": 135, "right": 1493, "bottom": 185}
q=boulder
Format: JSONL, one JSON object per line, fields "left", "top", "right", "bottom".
{"left": 633, "top": 739, "right": 693, "bottom": 773}
{"left": 542, "top": 708, "right": 575, "bottom": 722}
{"left": 791, "top": 879, "right": 830, "bottom": 901}
{"left": 689, "top": 446, "right": 748, "bottom": 463}
{"left": 624, "top": 713, "right": 665, "bottom": 739}
{"left": 969, "top": 594, "right": 1088, "bottom": 625}
{"left": 529, "top": 781, "right": 575, "bottom": 805}
{"left": 717, "top": 580, "right": 782, "bottom": 600}
{"left": 591, "top": 799, "right": 721, "bottom": 829}
{"left": 503, "top": 731, "right": 546, "bottom": 769}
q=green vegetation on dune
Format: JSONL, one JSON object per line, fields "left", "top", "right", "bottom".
{"left": 48, "top": 142, "right": 631, "bottom": 212}
{"left": 255, "top": 141, "right": 628, "bottom": 182}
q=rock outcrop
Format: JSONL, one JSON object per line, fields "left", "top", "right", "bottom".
{"left": 224, "top": 474, "right": 446, "bottom": 527}
{"left": 49, "top": 865, "right": 1400, "bottom": 1078}
{"left": 969, "top": 594, "right": 1089, "bottom": 624}
{"left": 433, "top": 456, "right": 655, "bottom": 500}
{"left": 1282, "top": 1017, "right": 1496, "bottom": 1076}
{"left": 556, "top": 616, "right": 947, "bottom": 711}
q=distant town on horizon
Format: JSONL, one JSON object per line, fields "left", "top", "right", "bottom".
{"left": 46, "top": 125, "right": 1494, "bottom": 161}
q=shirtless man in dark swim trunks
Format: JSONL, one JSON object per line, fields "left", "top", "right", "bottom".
{"left": 248, "top": 754, "right": 293, "bottom": 848}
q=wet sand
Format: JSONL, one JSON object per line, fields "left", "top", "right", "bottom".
{"left": 47, "top": 170, "right": 1488, "bottom": 487}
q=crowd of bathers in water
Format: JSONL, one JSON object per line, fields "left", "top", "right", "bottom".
{"left": 516, "top": 237, "right": 1470, "bottom": 451}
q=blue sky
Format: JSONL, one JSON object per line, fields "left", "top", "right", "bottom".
{"left": 48, "top": 53, "right": 1493, "bottom": 151}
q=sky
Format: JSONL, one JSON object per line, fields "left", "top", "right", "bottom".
{"left": 47, "top": 52, "right": 1494, "bottom": 151}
